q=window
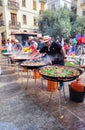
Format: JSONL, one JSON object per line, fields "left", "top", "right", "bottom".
{"left": 40, "top": 3, "right": 44, "bottom": 12}
{"left": 34, "top": 17, "right": 37, "bottom": 26}
{"left": 0, "top": 13, "right": 2, "bottom": 21}
{"left": 23, "top": 15, "right": 27, "bottom": 24}
{"left": 33, "top": 0, "right": 36, "bottom": 10}
{"left": 11, "top": 13, "right": 17, "bottom": 25}
{"left": 22, "top": 0, "right": 26, "bottom": 7}
{"left": 51, "top": 4, "right": 55, "bottom": 10}
{"left": 82, "top": 10, "right": 85, "bottom": 15}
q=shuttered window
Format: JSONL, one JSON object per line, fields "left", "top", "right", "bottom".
{"left": 33, "top": 0, "right": 36, "bottom": 10}
{"left": 40, "top": 3, "right": 44, "bottom": 11}
{"left": 23, "top": 15, "right": 27, "bottom": 24}
{"left": 22, "top": 0, "right": 26, "bottom": 7}
{"left": 34, "top": 17, "right": 37, "bottom": 26}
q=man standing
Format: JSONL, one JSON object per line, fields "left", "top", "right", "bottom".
{"left": 37, "top": 34, "right": 45, "bottom": 50}
{"left": 5, "top": 39, "right": 12, "bottom": 52}
{"left": 40, "top": 35, "right": 66, "bottom": 90}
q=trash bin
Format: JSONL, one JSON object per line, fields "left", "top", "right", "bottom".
{"left": 69, "top": 85, "right": 85, "bottom": 103}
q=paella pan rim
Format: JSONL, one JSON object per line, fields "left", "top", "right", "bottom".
{"left": 20, "top": 62, "right": 48, "bottom": 69}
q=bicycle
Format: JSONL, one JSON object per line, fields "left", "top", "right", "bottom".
{"left": 76, "top": 44, "right": 85, "bottom": 55}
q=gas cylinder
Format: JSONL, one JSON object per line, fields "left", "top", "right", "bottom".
{"left": 47, "top": 80, "right": 58, "bottom": 92}
{"left": 70, "top": 77, "right": 84, "bottom": 92}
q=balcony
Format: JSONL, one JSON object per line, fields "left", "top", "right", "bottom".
{"left": 0, "top": 20, "right": 4, "bottom": 27}
{"left": 0, "top": 0, "right": 3, "bottom": 6}
{"left": 9, "top": 20, "right": 21, "bottom": 29}
{"left": 8, "top": 0, "right": 19, "bottom": 10}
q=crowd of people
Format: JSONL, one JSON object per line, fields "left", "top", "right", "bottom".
{"left": 5, "top": 39, "right": 23, "bottom": 53}
{"left": 4, "top": 33, "right": 85, "bottom": 56}
{"left": 63, "top": 35, "right": 85, "bottom": 56}
{"left": 3, "top": 33, "right": 85, "bottom": 89}
{"left": 3, "top": 34, "right": 67, "bottom": 90}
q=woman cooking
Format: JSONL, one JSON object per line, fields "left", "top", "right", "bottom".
{"left": 39, "top": 35, "right": 66, "bottom": 90}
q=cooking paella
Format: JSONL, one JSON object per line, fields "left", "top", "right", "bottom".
{"left": 39, "top": 65, "right": 82, "bottom": 78}
{"left": 21, "top": 60, "right": 46, "bottom": 67}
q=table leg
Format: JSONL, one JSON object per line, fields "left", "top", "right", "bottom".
{"left": 20, "top": 68, "right": 23, "bottom": 85}
{"left": 25, "top": 69, "right": 29, "bottom": 89}
{"left": 58, "top": 89, "right": 64, "bottom": 119}
{"left": 47, "top": 91, "right": 53, "bottom": 105}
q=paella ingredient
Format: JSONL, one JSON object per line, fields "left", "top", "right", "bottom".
{"left": 65, "top": 61, "right": 78, "bottom": 67}
{"left": 40, "top": 66, "right": 80, "bottom": 77}
{"left": 43, "top": 67, "right": 72, "bottom": 77}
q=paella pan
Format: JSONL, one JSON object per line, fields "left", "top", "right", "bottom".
{"left": 39, "top": 65, "right": 83, "bottom": 82}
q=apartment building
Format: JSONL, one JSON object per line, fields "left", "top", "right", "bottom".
{"left": 0, "top": 0, "right": 46, "bottom": 45}
{"left": 77, "top": 0, "right": 85, "bottom": 16}
{"left": 47, "top": 0, "right": 72, "bottom": 10}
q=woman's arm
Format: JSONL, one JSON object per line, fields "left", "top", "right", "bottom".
{"left": 61, "top": 47, "right": 67, "bottom": 63}
{"left": 61, "top": 47, "right": 66, "bottom": 59}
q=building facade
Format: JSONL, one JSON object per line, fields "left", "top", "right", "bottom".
{"left": 47, "top": 0, "right": 72, "bottom": 10}
{"left": 0, "top": 0, "right": 46, "bottom": 45}
{"left": 77, "top": 0, "right": 85, "bottom": 16}
{"left": 71, "top": 0, "right": 77, "bottom": 14}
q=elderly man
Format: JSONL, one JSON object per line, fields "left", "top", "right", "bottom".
{"left": 13, "top": 39, "right": 23, "bottom": 53}
{"left": 5, "top": 39, "right": 12, "bottom": 52}
{"left": 28, "top": 36, "right": 38, "bottom": 50}
{"left": 39, "top": 35, "right": 66, "bottom": 90}
{"left": 40, "top": 35, "right": 66, "bottom": 65}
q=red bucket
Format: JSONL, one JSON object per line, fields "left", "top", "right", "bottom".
{"left": 33, "top": 70, "right": 41, "bottom": 79}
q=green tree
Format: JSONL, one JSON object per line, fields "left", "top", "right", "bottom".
{"left": 56, "top": 8, "right": 71, "bottom": 38}
{"left": 38, "top": 7, "right": 71, "bottom": 39}
{"left": 38, "top": 10, "right": 56, "bottom": 36}
{"left": 71, "top": 16, "right": 85, "bottom": 35}
{"left": 70, "top": 11, "right": 77, "bottom": 37}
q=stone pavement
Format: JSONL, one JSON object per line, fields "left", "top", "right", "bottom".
{"left": 0, "top": 65, "right": 64, "bottom": 130}
{"left": 0, "top": 64, "right": 85, "bottom": 130}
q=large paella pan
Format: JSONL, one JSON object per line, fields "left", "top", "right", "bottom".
{"left": 39, "top": 65, "right": 83, "bottom": 82}
{"left": 20, "top": 60, "right": 47, "bottom": 69}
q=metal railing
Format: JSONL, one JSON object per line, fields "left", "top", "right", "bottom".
{"left": 9, "top": 20, "right": 20, "bottom": 29}
{"left": 8, "top": 0, "right": 19, "bottom": 10}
